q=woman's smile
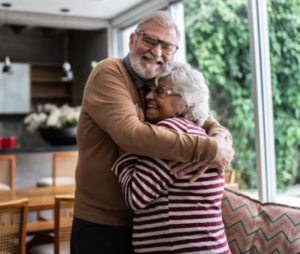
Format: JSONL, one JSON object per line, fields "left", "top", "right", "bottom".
{"left": 146, "top": 103, "right": 158, "bottom": 109}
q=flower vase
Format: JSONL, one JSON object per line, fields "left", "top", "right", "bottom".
{"left": 39, "top": 126, "right": 77, "bottom": 146}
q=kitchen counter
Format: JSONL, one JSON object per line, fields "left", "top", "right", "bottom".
{"left": 0, "top": 145, "right": 77, "bottom": 154}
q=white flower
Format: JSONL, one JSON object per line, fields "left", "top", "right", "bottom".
{"left": 43, "top": 103, "right": 58, "bottom": 113}
{"left": 24, "top": 112, "right": 48, "bottom": 132}
{"left": 24, "top": 104, "right": 80, "bottom": 132}
{"left": 47, "top": 111, "right": 60, "bottom": 127}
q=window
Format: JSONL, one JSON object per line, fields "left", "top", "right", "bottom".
{"left": 184, "top": 0, "right": 300, "bottom": 207}
{"left": 267, "top": 0, "right": 300, "bottom": 206}
{"left": 120, "top": 23, "right": 138, "bottom": 58}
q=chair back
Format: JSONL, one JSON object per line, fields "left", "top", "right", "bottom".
{"left": 225, "top": 169, "right": 236, "bottom": 184}
{"left": 0, "top": 154, "right": 15, "bottom": 190}
{"left": 54, "top": 195, "right": 74, "bottom": 254}
{"left": 0, "top": 198, "right": 28, "bottom": 254}
{"left": 52, "top": 152, "right": 78, "bottom": 186}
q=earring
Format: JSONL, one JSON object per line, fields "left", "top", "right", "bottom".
{"left": 172, "top": 112, "right": 181, "bottom": 118}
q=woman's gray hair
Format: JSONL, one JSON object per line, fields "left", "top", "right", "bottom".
{"left": 155, "top": 62, "right": 210, "bottom": 126}
{"left": 135, "top": 11, "right": 180, "bottom": 43}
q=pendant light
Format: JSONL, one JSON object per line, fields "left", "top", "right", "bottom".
{"left": 2, "top": 2, "right": 12, "bottom": 74}
{"left": 2, "top": 56, "right": 12, "bottom": 73}
{"left": 60, "top": 8, "right": 73, "bottom": 81}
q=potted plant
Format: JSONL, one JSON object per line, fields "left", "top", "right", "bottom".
{"left": 24, "top": 104, "right": 81, "bottom": 146}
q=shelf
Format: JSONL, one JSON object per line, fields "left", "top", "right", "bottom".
{"left": 30, "top": 63, "right": 74, "bottom": 107}
{"left": 32, "top": 94, "right": 72, "bottom": 99}
{"left": 32, "top": 78, "right": 72, "bottom": 83}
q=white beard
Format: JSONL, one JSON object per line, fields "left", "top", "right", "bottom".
{"left": 130, "top": 52, "right": 165, "bottom": 79}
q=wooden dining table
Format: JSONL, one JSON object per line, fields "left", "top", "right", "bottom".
{"left": 0, "top": 183, "right": 238, "bottom": 211}
{"left": 0, "top": 183, "right": 238, "bottom": 233}
{"left": 0, "top": 185, "right": 75, "bottom": 234}
{"left": 0, "top": 185, "right": 75, "bottom": 211}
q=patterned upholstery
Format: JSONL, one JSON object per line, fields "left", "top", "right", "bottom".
{"left": 222, "top": 189, "right": 300, "bottom": 254}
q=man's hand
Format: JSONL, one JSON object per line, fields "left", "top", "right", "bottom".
{"left": 169, "top": 133, "right": 234, "bottom": 183}
{"left": 210, "top": 133, "right": 234, "bottom": 173}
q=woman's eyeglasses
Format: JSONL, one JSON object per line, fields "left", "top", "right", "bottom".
{"left": 135, "top": 31, "right": 179, "bottom": 55}
{"left": 146, "top": 85, "right": 182, "bottom": 97}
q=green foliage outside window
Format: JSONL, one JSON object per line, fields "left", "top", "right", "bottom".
{"left": 184, "top": 0, "right": 300, "bottom": 189}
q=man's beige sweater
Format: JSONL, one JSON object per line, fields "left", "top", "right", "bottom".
{"left": 74, "top": 58, "right": 231, "bottom": 227}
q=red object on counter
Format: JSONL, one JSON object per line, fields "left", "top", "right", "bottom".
{"left": 3, "top": 137, "right": 15, "bottom": 149}
{"left": 0, "top": 137, "right": 3, "bottom": 149}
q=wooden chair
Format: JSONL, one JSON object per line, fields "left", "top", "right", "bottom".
{"left": 28, "top": 195, "right": 74, "bottom": 254}
{"left": 54, "top": 195, "right": 74, "bottom": 254}
{"left": 36, "top": 151, "right": 77, "bottom": 221}
{"left": 0, "top": 198, "right": 28, "bottom": 254}
{"left": 37, "top": 151, "right": 78, "bottom": 187}
{"left": 225, "top": 169, "right": 236, "bottom": 184}
{"left": 0, "top": 154, "right": 16, "bottom": 190}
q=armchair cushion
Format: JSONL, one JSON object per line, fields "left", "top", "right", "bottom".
{"left": 222, "top": 189, "right": 300, "bottom": 254}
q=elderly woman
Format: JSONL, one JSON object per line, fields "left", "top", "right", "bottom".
{"left": 112, "top": 62, "right": 230, "bottom": 254}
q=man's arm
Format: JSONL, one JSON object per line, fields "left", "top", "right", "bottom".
{"left": 84, "top": 59, "right": 218, "bottom": 165}
{"left": 202, "top": 113, "right": 232, "bottom": 145}
{"left": 170, "top": 115, "right": 234, "bottom": 182}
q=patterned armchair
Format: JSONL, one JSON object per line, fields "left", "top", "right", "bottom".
{"left": 222, "top": 189, "right": 300, "bottom": 254}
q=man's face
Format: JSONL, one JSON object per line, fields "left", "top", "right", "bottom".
{"left": 129, "top": 20, "right": 178, "bottom": 80}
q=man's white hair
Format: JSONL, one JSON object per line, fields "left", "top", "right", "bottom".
{"left": 135, "top": 11, "right": 180, "bottom": 43}
{"left": 155, "top": 62, "right": 210, "bottom": 126}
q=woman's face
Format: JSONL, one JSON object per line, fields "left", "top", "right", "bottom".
{"left": 145, "top": 79, "right": 185, "bottom": 124}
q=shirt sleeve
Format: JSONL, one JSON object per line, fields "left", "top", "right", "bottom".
{"left": 112, "top": 154, "right": 175, "bottom": 211}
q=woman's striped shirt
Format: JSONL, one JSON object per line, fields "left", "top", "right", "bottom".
{"left": 112, "top": 118, "right": 230, "bottom": 254}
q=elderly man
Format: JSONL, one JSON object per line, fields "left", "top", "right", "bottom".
{"left": 71, "top": 11, "right": 234, "bottom": 254}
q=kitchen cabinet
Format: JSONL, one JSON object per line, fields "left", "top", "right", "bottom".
{"left": 0, "top": 63, "right": 74, "bottom": 113}
{"left": 0, "top": 63, "right": 30, "bottom": 114}
{"left": 30, "top": 63, "right": 74, "bottom": 109}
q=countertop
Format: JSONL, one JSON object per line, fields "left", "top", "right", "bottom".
{"left": 0, "top": 145, "right": 77, "bottom": 154}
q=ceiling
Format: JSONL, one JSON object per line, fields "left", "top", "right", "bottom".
{"left": 0, "top": 0, "right": 148, "bottom": 19}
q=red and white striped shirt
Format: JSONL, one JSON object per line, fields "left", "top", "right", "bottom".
{"left": 112, "top": 118, "right": 230, "bottom": 254}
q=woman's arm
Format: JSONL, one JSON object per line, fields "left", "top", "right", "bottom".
{"left": 111, "top": 118, "right": 206, "bottom": 210}
{"left": 112, "top": 154, "right": 175, "bottom": 211}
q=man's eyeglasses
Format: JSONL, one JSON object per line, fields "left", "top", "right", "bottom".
{"left": 146, "top": 85, "right": 182, "bottom": 97}
{"left": 135, "top": 31, "right": 179, "bottom": 55}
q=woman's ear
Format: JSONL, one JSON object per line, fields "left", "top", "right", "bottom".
{"left": 177, "top": 99, "right": 188, "bottom": 115}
